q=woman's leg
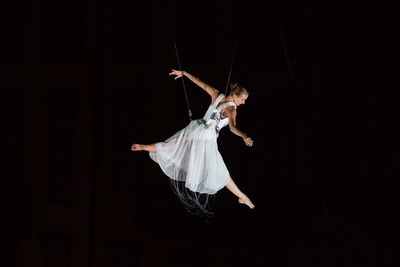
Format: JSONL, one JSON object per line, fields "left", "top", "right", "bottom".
{"left": 131, "top": 143, "right": 157, "bottom": 153}
{"left": 225, "top": 178, "right": 255, "bottom": 209}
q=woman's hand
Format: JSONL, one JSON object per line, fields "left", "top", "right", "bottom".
{"left": 169, "top": 69, "right": 184, "bottom": 80}
{"left": 243, "top": 136, "right": 254, "bottom": 147}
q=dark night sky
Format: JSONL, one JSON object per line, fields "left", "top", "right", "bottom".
{"left": 0, "top": 0, "right": 397, "bottom": 267}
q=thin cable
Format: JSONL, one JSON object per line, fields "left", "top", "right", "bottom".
{"left": 224, "top": 40, "right": 239, "bottom": 96}
{"left": 318, "top": 183, "right": 338, "bottom": 248}
{"left": 278, "top": 25, "right": 338, "bottom": 255}
{"left": 174, "top": 42, "right": 192, "bottom": 121}
{"left": 278, "top": 26, "right": 295, "bottom": 86}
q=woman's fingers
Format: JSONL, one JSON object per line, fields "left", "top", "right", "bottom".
{"left": 245, "top": 138, "right": 254, "bottom": 146}
{"left": 169, "top": 69, "right": 182, "bottom": 78}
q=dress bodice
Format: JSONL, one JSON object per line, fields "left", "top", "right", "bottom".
{"left": 201, "top": 94, "right": 236, "bottom": 135}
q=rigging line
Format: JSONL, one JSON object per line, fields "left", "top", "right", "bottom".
{"left": 278, "top": 26, "right": 295, "bottom": 86}
{"left": 0, "top": 64, "right": 38, "bottom": 117}
{"left": 224, "top": 40, "right": 239, "bottom": 96}
{"left": 318, "top": 182, "right": 338, "bottom": 248}
{"left": 278, "top": 24, "right": 338, "bottom": 254}
{"left": 174, "top": 42, "right": 192, "bottom": 121}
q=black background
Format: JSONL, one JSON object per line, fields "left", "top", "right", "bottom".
{"left": 0, "top": 0, "right": 397, "bottom": 266}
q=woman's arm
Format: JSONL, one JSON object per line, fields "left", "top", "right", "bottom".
{"left": 169, "top": 69, "right": 219, "bottom": 101}
{"left": 226, "top": 107, "right": 254, "bottom": 147}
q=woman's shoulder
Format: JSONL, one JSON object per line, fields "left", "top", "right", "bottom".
{"left": 211, "top": 91, "right": 224, "bottom": 105}
{"left": 224, "top": 102, "right": 237, "bottom": 110}
{"left": 217, "top": 100, "right": 237, "bottom": 112}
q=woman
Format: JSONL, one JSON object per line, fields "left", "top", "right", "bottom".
{"left": 131, "top": 69, "right": 255, "bottom": 215}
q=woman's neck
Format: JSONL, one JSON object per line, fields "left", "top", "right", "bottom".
{"left": 224, "top": 95, "right": 234, "bottom": 102}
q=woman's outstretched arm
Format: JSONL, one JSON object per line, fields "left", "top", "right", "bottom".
{"left": 226, "top": 107, "right": 254, "bottom": 147}
{"left": 169, "top": 69, "right": 219, "bottom": 102}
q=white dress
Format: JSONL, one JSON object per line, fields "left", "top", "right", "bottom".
{"left": 149, "top": 94, "right": 236, "bottom": 214}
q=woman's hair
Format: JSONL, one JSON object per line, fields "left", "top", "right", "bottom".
{"left": 229, "top": 82, "right": 249, "bottom": 96}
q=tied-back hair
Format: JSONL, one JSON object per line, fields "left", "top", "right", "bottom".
{"left": 229, "top": 82, "right": 249, "bottom": 96}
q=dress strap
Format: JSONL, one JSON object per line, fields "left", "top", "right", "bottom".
{"left": 213, "top": 93, "right": 225, "bottom": 107}
{"left": 218, "top": 102, "right": 237, "bottom": 119}
{"left": 223, "top": 102, "right": 237, "bottom": 110}
{"left": 217, "top": 101, "right": 237, "bottom": 111}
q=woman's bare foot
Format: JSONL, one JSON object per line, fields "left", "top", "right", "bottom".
{"left": 239, "top": 196, "right": 255, "bottom": 209}
{"left": 131, "top": 144, "right": 157, "bottom": 153}
{"left": 131, "top": 144, "right": 144, "bottom": 151}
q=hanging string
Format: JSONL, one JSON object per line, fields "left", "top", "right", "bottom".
{"left": 224, "top": 40, "right": 239, "bottom": 96}
{"left": 174, "top": 42, "right": 192, "bottom": 121}
{"left": 278, "top": 26, "right": 295, "bottom": 86}
{"left": 318, "top": 182, "right": 338, "bottom": 248}
{"left": 278, "top": 25, "right": 339, "bottom": 260}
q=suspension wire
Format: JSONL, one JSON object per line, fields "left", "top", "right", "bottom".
{"left": 278, "top": 26, "right": 295, "bottom": 86}
{"left": 318, "top": 182, "right": 338, "bottom": 248}
{"left": 278, "top": 25, "right": 339, "bottom": 260}
{"left": 173, "top": 40, "right": 239, "bottom": 119}
{"left": 174, "top": 42, "right": 192, "bottom": 121}
{"left": 224, "top": 40, "right": 239, "bottom": 96}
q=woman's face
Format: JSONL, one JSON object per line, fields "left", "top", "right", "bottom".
{"left": 233, "top": 93, "right": 248, "bottom": 106}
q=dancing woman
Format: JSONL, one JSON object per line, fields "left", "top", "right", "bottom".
{"left": 131, "top": 69, "right": 255, "bottom": 215}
